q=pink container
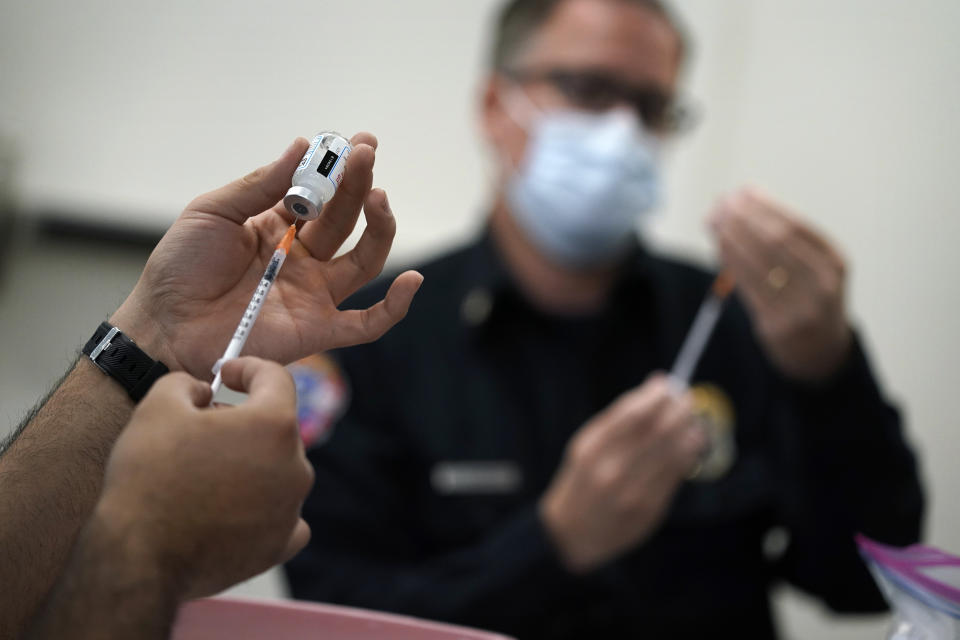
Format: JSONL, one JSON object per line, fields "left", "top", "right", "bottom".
{"left": 172, "top": 596, "right": 515, "bottom": 640}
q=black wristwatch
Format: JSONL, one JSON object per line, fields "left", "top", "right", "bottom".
{"left": 82, "top": 322, "right": 169, "bottom": 402}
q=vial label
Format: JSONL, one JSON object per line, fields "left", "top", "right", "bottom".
{"left": 316, "top": 150, "right": 339, "bottom": 177}
{"left": 325, "top": 140, "right": 351, "bottom": 190}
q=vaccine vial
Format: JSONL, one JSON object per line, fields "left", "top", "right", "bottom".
{"left": 284, "top": 132, "right": 353, "bottom": 221}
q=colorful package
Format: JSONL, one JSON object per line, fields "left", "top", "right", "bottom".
{"left": 857, "top": 535, "right": 960, "bottom": 639}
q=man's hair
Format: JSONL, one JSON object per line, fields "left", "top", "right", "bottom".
{"left": 490, "top": 0, "right": 688, "bottom": 71}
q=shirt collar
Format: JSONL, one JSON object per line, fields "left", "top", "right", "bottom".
{"left": 459, "top": 227, "right": 656, "bottom": 331}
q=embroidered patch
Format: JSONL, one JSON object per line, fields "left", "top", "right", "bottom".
{"left": 287, "top": 354, "right": 348, "bottom": 449}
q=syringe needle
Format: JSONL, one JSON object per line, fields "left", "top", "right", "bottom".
{"left": 209, "top": 224, "right": 297, "bottom": 396}
{"left": 668, "top": 272, "right": 735, "bottom": 394}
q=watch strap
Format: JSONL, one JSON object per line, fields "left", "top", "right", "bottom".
{"left": 82, "top": 322, "right": 169, "bottom": 401}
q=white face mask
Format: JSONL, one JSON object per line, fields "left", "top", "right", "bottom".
{"left": 502, "top": 91, "right": 662, "bottom": 268}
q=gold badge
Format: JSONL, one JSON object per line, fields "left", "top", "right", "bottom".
{"left": 687, "top": 384, "right": 737, "bottom": 482}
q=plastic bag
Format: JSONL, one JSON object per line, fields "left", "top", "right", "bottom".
{"left": 857, "top": 535, "right": 960, "bottom": 639}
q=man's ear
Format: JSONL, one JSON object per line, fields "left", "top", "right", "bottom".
{"left": 478, "top": 74, "right": 506, "bottom": 144}
{"left": 477, "top": 73, "right": 527, "bottom": 169}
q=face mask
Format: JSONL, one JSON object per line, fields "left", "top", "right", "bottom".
{"left": 503, "top": 94, "right": 662, "bottom": 268}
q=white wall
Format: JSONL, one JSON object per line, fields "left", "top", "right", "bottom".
{"left": 2, "top": 1, "right": 958, "bottom": 637}
{"left": 0, "top": 0, "right": 497, "bottom": 258}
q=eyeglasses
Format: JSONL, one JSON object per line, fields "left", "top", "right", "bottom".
{"left": 504, "top": 67, "right": 696, "bottom": 134}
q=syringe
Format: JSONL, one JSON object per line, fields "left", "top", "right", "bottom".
{"left": 210, "top": 224, "right": 297, "bottom": 395}
{"left": 668, "top": 271, "right": 735, "bottom": 393}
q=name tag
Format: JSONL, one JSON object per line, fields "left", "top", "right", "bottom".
{"left": 431, "top": 461, "right": 523, "bottom": 495}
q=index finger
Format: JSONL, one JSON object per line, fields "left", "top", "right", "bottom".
{"left": 142, "top": 371, "right": 212, "bottom": 411}
{"left": 723, "top": 187, "right": 837, "bottom": 255}
{"left": 218, "top": 356, "right": 296, "bottom": 415}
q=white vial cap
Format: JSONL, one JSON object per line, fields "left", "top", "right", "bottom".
{"left": 284, "top": 186, "right": 323, "bottom": 221}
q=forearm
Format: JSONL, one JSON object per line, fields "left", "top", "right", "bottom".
{"left": 782, "top": 336, "right": 923, "bottom": 535}
{"left": 0, "top": 358, "right": 134, "bottom": 637}
{"left": 0, "top": 305, "right": 182, "bottom": 636}
{"left": 775, "top": 336, "right": 924, "bottom": 609}
{"left": 25, "top": 504, "right": 179, "bottom": 640}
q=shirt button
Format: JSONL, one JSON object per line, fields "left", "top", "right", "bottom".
{"left": 461, "top": 288, "right": 493, "bottom": 326}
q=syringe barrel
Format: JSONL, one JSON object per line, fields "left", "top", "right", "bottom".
{"left": 212, "top": 249, "right": 287, "bottom": 376}
{"left": 230, "top": 250, "right": 286, "bottom": 342}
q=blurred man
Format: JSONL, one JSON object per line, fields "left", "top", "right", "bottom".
{"left": 286, "top": 1, "right": 924, "bottom": 637}
{"left": 0, "top": 134, "right": 422, "bottom": 638}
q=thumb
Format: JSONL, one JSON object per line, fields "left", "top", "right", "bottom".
{"left": 187, "top": 137, "right": 309, "bottom": 224}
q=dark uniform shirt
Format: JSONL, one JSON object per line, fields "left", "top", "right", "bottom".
{"left": 286, "top": 232, "right": 924, "bottom": 639}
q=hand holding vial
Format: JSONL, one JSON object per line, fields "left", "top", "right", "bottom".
{"left": 110, "top": 133, "right": 423, "bottom": 381}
